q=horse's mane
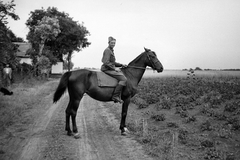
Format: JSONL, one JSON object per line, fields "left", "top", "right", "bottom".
{"left": 128, "top": 52, "right": 145, "bottom": 66}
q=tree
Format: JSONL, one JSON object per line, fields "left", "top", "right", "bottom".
{"left": 0, "top": 0, "right": 21, "bottom": 72}
{"left": 30, "top": 16, "right": 61, "bottom": 77}
{"left": 26, "top": 7, "right": 91, "bottom": 66}
{"left": 0, "top": 0, "right": 19, "bottom": 24}
{"left": 195, "top": 67, "right": 202, "bottom": 71}
{"left": 63, "top": 60, "right": 74, "bottom": 71}
{"left": 34, "top": 16, "right": 60, "bottom": 57}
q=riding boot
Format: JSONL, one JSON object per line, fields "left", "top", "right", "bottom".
{"left": 112, "top": 84, "right": 124, "bottom": 103}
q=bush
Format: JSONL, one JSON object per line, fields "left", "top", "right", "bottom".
{"left": 200, "top": 120, "right": 212, "bottom": 131}
{"left": 151, "top": 113, "right": 166, "bottom": 121}
{"left": 178, "top": 128, "right": 188, "bottom": 144}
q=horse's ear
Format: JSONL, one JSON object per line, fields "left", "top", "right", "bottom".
{"left": 144, "top": 47, "right": 150, "bottom": 52}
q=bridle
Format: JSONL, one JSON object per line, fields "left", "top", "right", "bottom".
{"left": 126, "top": 51, "right": 157, "bottom": 70}
{"left": 146, "top": 51, "right": 158, "bottom": 70}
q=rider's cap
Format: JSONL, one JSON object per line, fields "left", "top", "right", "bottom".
{"left": 108, "top": 36, "right": 116, "bottom": 43}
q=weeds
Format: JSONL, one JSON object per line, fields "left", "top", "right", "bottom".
{"left": 178, "top": 128, "right": 188, "bottom": 144}
{"left": 151, "top": 113, "right": 166, "bottom": 121}
{"left": 128, "top": 76, "right": 240, "bottom": 159}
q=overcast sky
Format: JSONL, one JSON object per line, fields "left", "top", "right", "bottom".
{"left": 7, "top": 0, "right": 240, "bottom": 69}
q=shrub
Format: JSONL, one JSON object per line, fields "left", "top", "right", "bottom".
{"left": 224, "top": 102, "right": 239, "bottom": 112}
{"left": 184, "top": 115, "right": 197, "bottom": 123}
{"left": 151, "top": 113, "right": 166, "bottom": 121}
{"left": 201, "top": 139, "right": 214, "bottom": 148}
{"left": 167, "top": 122, "right": 179, "bottom": 128}
{"left": 204, "top": 148, "right": 223, "bottom": 160}
{"left": 178, "top": 128, "right": 188, "bottom": 144}
{"left": 200, "top": 120, "right": 212, "bottom": 131}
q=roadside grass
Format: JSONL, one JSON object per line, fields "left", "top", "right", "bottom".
{"left": 0, "top": 78, "right": 58, "bottom": 137}
{"left": 109, "top": 74, "right": 240, "bottom": 160}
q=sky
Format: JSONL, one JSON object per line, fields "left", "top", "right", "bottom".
{"left": 6, "top": 0, "right": 240, "bottom": 70}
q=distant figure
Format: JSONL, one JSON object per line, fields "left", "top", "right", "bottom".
{"left": 187, "top": 68, "right": 195, "bottom": 79}
{"left": 3, "top": 64, "right": 12, "bottom": 87}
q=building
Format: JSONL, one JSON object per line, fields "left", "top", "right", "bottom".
{"left": 14, "top": 42, "right": 32, "bottom": 65}
{"left": 51, "top": 61, "right": 63, "bottom": 74}
{"left": 14, "top": 42, "right": 63, "bottom": 75}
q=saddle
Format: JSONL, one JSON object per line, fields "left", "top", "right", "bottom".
{"left": 95, "top": 71, "right": 118, "bottom": 87}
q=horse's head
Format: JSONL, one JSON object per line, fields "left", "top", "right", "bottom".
{"left": 144, "top": 47, "right": 163, "bottom": 73}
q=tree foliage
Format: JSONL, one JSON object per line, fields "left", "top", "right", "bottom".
{"left": 0, "top": 0, "right": 19, "bottom": 24}
{"left": 34, "top": 16, "right": 61, "bottom": 56}
{"left": 26, "top": 7, "right": 91, "bottom": 65}
{"left": 38, "top": 55, "right": 50, "bottom": 71}
{"left": 0, "top": 0, "right": 21, "bottom": 70}
{"left": 63, "top": 60, "right": 74, "bottom": 70}
{"left": 195, "top": 67, "right": 202, "bottom": 71}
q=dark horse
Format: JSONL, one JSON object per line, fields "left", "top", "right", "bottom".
{"left": 53, "top": 48, "right": 163, "bottom": 138}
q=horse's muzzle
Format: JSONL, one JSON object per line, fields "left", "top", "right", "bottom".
{"left": 157, "top": 67, "right": 163, "bottom": 73}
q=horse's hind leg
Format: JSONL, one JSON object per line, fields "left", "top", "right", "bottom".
{"left": 65, "top": 100, "right": 74, "bottom": 136}
{"left": 65, "top": 96, "right": 83, "bottom": 138}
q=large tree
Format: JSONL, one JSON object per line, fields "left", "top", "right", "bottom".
{"left": 0, "top": 0, "right": 22, "bottom": 70}
{"left": 26, "top": 7, "right": 91, "bottom": 66}
{"left": 0, "top": 0, "right": 19, "bottom": 24}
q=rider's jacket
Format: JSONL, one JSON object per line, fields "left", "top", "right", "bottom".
{"left": 101, "top": 47, "right": 122, "bottom": 71}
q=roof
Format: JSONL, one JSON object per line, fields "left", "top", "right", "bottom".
{"left": 14, "top": 42, "right": 31, "bottom": 58}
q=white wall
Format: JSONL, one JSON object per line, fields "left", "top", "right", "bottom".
{"left": 20, "top": 58, "right": 32, "bottom": 65}
{"left": 51, "top": 62, "right": 63, "bottom": 74}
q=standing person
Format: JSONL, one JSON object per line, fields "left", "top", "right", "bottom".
{"left": 3, "top": 64, "right": 12, "bottom": 87}
{"left": 101, "top": 36, "right": 127, "bottom": 103}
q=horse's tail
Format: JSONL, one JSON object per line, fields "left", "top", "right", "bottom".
{"left": 53, "top": 71, "right": 72, "bottom": 103}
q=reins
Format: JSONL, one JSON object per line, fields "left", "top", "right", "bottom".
{"left": 126, "top": 65, "right": 146, "bottom": 70}
{"left": 126, "top": 51, "right": 156, "bottom": 70}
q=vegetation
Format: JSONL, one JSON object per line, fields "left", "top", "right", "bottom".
{"left": 116, "top": 74, "right": 240, "bottom": 159}
{"left": 1, "top": 1, "right": 91, "bottom": 80}
{"left": 63, "top": 60, "right": 74, "bottom": 71}
{"left": 0, "top": 0, "right": 23, "bottom": 81}
{"left": 26, "top": 7, "right": 91, "bottom": 71}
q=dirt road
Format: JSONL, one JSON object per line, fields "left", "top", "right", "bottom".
{"left": 0, "top": 80, "right": 153, "bottom": 160}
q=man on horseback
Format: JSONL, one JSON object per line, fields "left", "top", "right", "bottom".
{"left": 101, "top": 36, "right": 127, "bottom": 103}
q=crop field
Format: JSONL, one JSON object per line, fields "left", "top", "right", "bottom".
{"left": 117, "top": 71, "right": 240, "bottom": 160}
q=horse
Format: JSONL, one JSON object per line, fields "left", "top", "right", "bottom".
{"left": 53, "top": 48, "right": 163, "bottom": 138}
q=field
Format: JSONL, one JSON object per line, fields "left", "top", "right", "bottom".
{"left": 110, "top": 70, "right": 240, "bottom": 160}
{"left": 1, "top": 70, "right": 240, "bottom": 159}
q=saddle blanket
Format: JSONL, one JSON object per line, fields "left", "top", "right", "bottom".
{"left": 96, "top": 71, "right": 118, "bottom": 87}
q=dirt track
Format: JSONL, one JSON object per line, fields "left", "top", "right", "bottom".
{"left": 0, "top": 80, "right": 153, "bottom": 160}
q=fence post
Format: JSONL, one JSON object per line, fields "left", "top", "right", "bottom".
{"left": 142, "top": 118, "right": 148, "bottom": 137}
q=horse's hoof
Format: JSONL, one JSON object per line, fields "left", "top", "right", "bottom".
{"left": 121, "top": 131, "right": 127, "bottom": 136}
{"left": 123, "top": 127, "right": 130, "bottom": 133}
{"left": 73, "top": 133, "right": 81, "bottom": 139}
{"left": 67, "top": 132, "right": 73, "bottom": 136}
{"left": 121, "top": 127, "right": 129, "bottom": 136}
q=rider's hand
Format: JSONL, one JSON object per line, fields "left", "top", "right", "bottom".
{"left": 121, "top": 64, "right": 128, "bottom": 68}
{"left": 115, "top": 68, "right": 121, "bottom": 72}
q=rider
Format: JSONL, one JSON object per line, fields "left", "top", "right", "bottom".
{"left": 101, "top": 36, "right": 127, "bottom": 103}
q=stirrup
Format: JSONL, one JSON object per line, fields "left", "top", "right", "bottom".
{"left": 112, "top": 97, "right": 123, "bottom": 103}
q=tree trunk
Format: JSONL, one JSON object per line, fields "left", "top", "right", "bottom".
{"left": 39, "top": 43, "right": 45, "bottom": 57}
{"left": 67, "top": 51, "right": 73, "bottom": 72}
{"left": 37, "top": 39, "right": 45, "bottom": 77}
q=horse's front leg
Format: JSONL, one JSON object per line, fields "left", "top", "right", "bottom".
{"left": 120, "top": 98, "right": 130, "bottom": 136}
